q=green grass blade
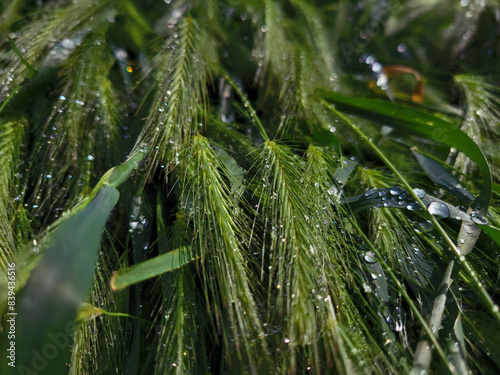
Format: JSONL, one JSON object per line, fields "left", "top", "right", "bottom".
{"left": 110, "top": 246, "right": 198, "bottom": 291}
{"left": 8, "top": 185, "right": 119, "bottom": 375}
{"left": 476, "top": 224, "right": 500, "bottom": 248}
{"left": 7, "top": 35, "right": 38, "bottom": 75}
{"left": 320, "top": 91, "right": 492, "bottom": 216}
{"left": 411, "top": 147, "right": 475, "bottom": 203}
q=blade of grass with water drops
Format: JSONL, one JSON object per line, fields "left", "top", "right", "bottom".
{"left": 110, "top": 246, "right": 198, "bottom": 291}
{"left": 319, "top": 91, "right": 492, "bottom": 217}
{"left": 411, "top": 147, "right": 475, "bottom": 203}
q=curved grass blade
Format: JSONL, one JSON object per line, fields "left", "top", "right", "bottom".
{"left": 476, "top": 224, "right": 500, "bottom": 247}
{"left": 342, "top": 187, "right": 473, "bottom": 223}
{"left": 320, "top": 91, "right": 492, "bottom": 216}
{"left": 109, "top": 246, "right": 198, "bottom": 291}
{"left": 411, "top": 147, "right": 475, "bottom": 203}
{"left": 7, "top": 185, "right": 119, "bottom": 375}
{"left": 7, "top": 35, "right": 38, "bottom": 76}
{"left": 447, "top": 314, "right": 468, "bottom": 375}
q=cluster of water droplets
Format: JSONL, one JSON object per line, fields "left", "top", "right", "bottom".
{"left": 359, "top": 186, "right": 423, "bottom": 211}
{"left": 345, "top": 186, "right": 488, "bottom": 225}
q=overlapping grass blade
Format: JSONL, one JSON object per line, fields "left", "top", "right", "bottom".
{"left": 253, "top": 141, "right": 397, "bottom": 373}
{"left": 452, "top": 74, "right": 500, "bottom": 179}
{"left": 177, "top": 134, "right": 269, "bottom": 373}
{"left": 110, "top": 246, "right": 197, "bottom": 291}
{"left": 138, "top": 16, "right": 217, "bottom": 173}
{"left": 152, "top": 197, "right": 208, "bottom": 374}
{"left": 0, "top": 0, "right": 115, "bottom": 103}
{"left": 25, "top": 26, "right": 123, "bottom": 222}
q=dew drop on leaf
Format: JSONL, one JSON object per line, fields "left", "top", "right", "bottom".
{"left": 471, "top": 215, "right": 489, "bottom": 225}
{"left": 412, "top": 188, "right": 426, "bottom": 199}
{"left": 364, "top": 188, "right": 376, "bottom": 197}
{"left": 390, "top": 186, "right": 404, "bottom": 195}
{"left": 364, "top": 251, "right": 377, "bottom": 263}
{"left": 406, "top": 202, "right": 421, "bottom": 211}
{"left": 427, "top": 202, "right": 449, "bottom": 218}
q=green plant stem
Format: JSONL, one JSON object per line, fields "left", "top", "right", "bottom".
{"left": 223, "top": 73, "right": 270, "bottom": 142}
{"left": 410, "top": 260, "right": 455, "bottom": 375}
{"left": 323, "top": 101, "right": 500, "bottom": 324}
{"left": 7, "top": 36, "right": 38, "bottom": 75}
{"left": 0, "top": 84, "right": 20, "bottom": 114}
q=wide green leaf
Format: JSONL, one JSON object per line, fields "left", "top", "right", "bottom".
{"left": 6, "top": 185, "right": 119, "bottom": 375}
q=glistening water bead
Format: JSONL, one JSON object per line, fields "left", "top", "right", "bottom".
{"left": 412, "top": 188, "right": 426, "bottom": 199}
{"left": 426, "top": 202, "right": 450, "bottom": 218}
{"left": 390, "top": 186, "right": 404, "bottom": 195}
{"left": 471, "top": 215, "right": 489, "bottom": 225}
{"left": 363, "top": 251, "right": 377, "bottom": 264}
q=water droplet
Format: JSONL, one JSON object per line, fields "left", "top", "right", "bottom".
{"left": 87, "top": 155, "right": 94, "bottom": 161}
{"left": 61, "top": 38, "right": 75, "bottom": 49}
{"left": 371, "top": 62, "right": 383, "bottom": 73}
{"left": 59, "top": 95, "right": 66, "bottom": 101}
{"left": 406, "top": 202, "right": 421, "bottom": 211}
{"left": 364, "top": 188, "right": 376, "bottom": 196}
{"left": 459, "top": 238, "right": 465, "bottom": 244}
{"left": 364, "top": 251, "right": 377, "bottom": 263}
{"left": 418, "top": 221, "right": 433, "bottom": 232}
{"left": 413, "top": 188, "right": 426, "bottom": 199}
{"left": 427, "top": 202, "right": 449, "bottom": 218}
{"left": 46, "top": 174, "right": 52, "bottom": 179}
{"left": 329, "top": 126, "right": 336, "bottom": 133}
{"left": 471, "top": 216, "right": 489, "bottom": 225}
{"left": 130, "top": 221, "right": 142, "bottom": 230}
{"left": 390, "top": 186, "right": 404, "bottom": 195}
{"left": 284, "top": 338, "right": 290, "bottom": 344}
